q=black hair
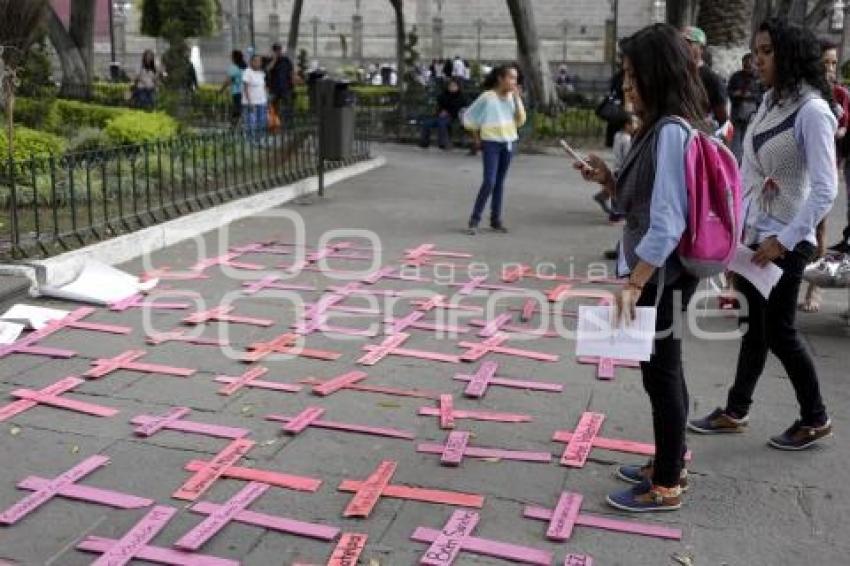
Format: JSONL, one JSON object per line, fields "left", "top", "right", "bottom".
{"left": 758, "top": 18, "right": 833, "bottom": 105}
{"left": 232, "top": 50, "right": 247, "bottom": 70}
{"left": 618, "top": 23, "right": 708, "bottom": 131}
{"left": 819, "top": 37, "right": 838, "bottom": 53}
{"left": 482, "top": 63, "right": 518, "bottom": 90}
{"left": 742, "top": 52, "right": 754, "bottom": 63}
{"left": 142, "top": 50, "right": 156, "bottom": 73}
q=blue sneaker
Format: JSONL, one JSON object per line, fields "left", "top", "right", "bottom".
{"left": 606, "top": 482, "right": 682, "bottom": 513}
{"left": 616, "top": 460, "right": 689, "bottom": 491}
{"left": 688, "top": 407, "right": 749, "bottom": 434}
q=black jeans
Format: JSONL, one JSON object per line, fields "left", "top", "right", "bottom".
{"left": 639, "top": 272, "right": 699, "bottom": 488}
{"left": 726, "top": 242, "right": 828, "bottom": 426}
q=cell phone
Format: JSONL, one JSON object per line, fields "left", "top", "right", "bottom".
{"left": 559, "top": 139, "right": 591, "bottom": 168}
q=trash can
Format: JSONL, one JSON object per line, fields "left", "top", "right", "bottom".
{"left": 316, "top": 78, "right": 355, "bottom": 160}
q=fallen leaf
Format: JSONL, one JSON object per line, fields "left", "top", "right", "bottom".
{"left": 377, "top": 401, "right": 400, "bottom": 409}
{"left": 9, "top": 426, "right": 21, "bottom": 436}
{"left": 368, "top": 560, "right": 380, "bottom": 566}
{"left": 262, "top": 439, "right": 276, "bottom": 446}
{"left": 70, "top": 445, "right": 80, "bottom": 454}
{"left": 241, "top": 405, "right": 255, "bottom": 415}
{"left": 671, "top": 553, "right": 694, "bottom": 566}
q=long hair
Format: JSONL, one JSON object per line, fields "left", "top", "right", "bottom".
{"left": 759, "top": 18, "right": 833, "bottom": 106}
{"left": 482, "top": 63, "right": 518, "bottom": 90}
{"left": 618, "top": 24, "right": 708, "bottom": 132}
{"left": 141, "top": 49, "right": 156, "bottom": 73}
{"left": 232, "top": 49, "right": 247, "bottom": 70}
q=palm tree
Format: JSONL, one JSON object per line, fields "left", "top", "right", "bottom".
{"left": 698, "top": 0, "right": 755, "bottom": 76}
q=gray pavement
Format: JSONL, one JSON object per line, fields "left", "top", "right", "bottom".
{"left": 0, "top": 143, "right": 848, "bottom": 566}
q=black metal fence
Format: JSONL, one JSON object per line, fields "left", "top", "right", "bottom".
{"left": 0, "top": 114, "right": 372, "bottom": 260}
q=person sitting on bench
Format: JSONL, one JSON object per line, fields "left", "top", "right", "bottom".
{"left": 420, "top": 78, "right": 467, "bottom": 149}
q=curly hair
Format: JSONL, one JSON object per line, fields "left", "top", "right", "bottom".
{"left": 758, "top": 18, "right": 833, "bottom": 107}
{"left": 618, "top": 23, "right": 709, "bottom": 131}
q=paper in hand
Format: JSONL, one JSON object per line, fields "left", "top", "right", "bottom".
{"left": 576, "top": 305, "right": 657, "bottom": 362}
{"left": 728, "top": 245, "right": 783, "bottom": 299}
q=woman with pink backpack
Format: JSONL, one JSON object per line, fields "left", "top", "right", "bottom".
{"left": 575, "top": 23, "right": 731, "bottom": 512}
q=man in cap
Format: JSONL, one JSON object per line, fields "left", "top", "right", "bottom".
{"left": 683, "top": 26, "right": 730, "bottom": 128}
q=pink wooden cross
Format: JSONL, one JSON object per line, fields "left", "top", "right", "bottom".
{"left": 300, "top": 375, "right": 440, "bottom": 400}
{"left": 501, "top": 264, "right": 536, "bottom": 283}
{"left": 453, "top": 361, "right": 563, "bottom": 398}
{"left": 451, "top": 276, "right": 532, "bottom": 296}
{"left": 458, "top": 333, "right": 560, "bottom": 363}
{"left": 42, "top": 307, "right": 131, "bottom": 335}
{"left": 146, "top": 329, "right": 228, "bottom": 347}
{"left": 76, "top": 505, "right": 240, "bottom": 566}
{"left": 182, "top": 306, "right": 274, "bottom": 327}
{"left": 108, "top": 293, "right": 193, "bottom": 312}
{"left": 176, "top": 482, "right": 340, "bottom": 551}
{"left": 230, "top": 241, "right": 293, "bottom": 256}
{"left": 565, "top": 555, "right": 594, "bottom": 566}
{"left": 241, "top": 333, "right": 342, "bottom": 363}
{"left": 402, "top": 243, "right": 473, "bottom": 266}
{"left": 190, "top": 252, "right": 264, "bottom": 273}
{"left": 548, "top": 285, "right": 614, "bottom": 305}
{"left": 361, "top": 265, "right": 430, "bottom": 285}
{"left": 325, "top": 533, "right": 368, "bottom": 566}
{"left": 552, "top": 411, "right": 692, "bottom": 467}
{"left": 327, "top": 282, "right": 402, "bottom": 298}
{"left": 577, "top": 356, "right": 640, "bottom": 380}
{"left": 358, "top": 332, "right": 461, "bottom": 365}
{"left": 286, "top": 243, "right": 372, "bottom": 273}
{"left": 182, "top": 458, "right": 321, "bottom": 494}
{"left": 140, "top": 266, "right": 210, "bottom": 282}
{"left": 469, "top": 312, "right": 559, "bottom": 338}
{"left": 85, "top": 350, "right": 197, "bottom": 379}
{"left": 338, "top": 460, "right": 485, "bottom": 518}
{"left": 267, "top": 406, "right": 415, "bottom": 440}
{"left": 131, "top": 407, "right": 250, "bottom": 439}
{"left": 523, "top": 491, "right": 682, "bottom": 541}
{"left": 0, "top": 376, "right": 118, "bottom": 422}
{"left": 215, "top": 366, "right": 302, "bottom": 396}
{"left": 0, "top": 323, "right": 77, "bottom": 360}
{"left": 503, "top": 264, "right": 623, "bottom": 286}
{"left": 411, "top": 294, "right": 483, "bottom": 314}
{"left": 510, "top": 300, "right": 578, "bottom": 322}
{"left": 418, "top": 394, "right": 532, "bottom": 429}
{"left": 242, "top": 275, "right": 317, "bottom": 295}
{"left": 384, "top": 310, "right": 469, "bottom": 335}
{"left": 0, "top": 455, "right": 153, "bottom": 525}
{"left": 411, "top": 509, "right": 553, "bottom": 566}
{"left": 417, "top": 431, "right": 553, "bottom": 466}
{"left": 293, "top": 313, "right": 378, "bottom": 338}
{"left": 173, "top": 437, "right": 256, "bottom": 501}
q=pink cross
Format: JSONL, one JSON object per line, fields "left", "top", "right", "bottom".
{"left": 76, "top": 505, "right": 239, "bottom": 566}
{"left": 241, "top": 274, "right": 317, "bottom": 295}
{"left": 458, "top": 333, "right": 560, "bottom": 363}
{"left": 552, "top": 411, "right": 692, "bottom": 466}
{"left": 0, "top": 455, "right": 153, "bottom": 525}
{"left": 173, "top": 438, "right": 256, "bottom": 501}
{"left": 384, "top": 310, "right": 470, "bottom": 335}
{"left": 293, "top": 313, "right": 378, "bottom": 337}
{"left": 452, "top": 361, "right": 563, "bottom": 398}
{"left": 325, "top": 533, "right": 369, "bottom": 566}
{"left": 338, "top": 460, "right": 485, "bottom": 518}
{"left": 241, "top": 333, "right": 342, "bottom": 363}
{"left": 139, "top": 266, "right": 210, "bottom": 282}
{"left": 452, "top": 276, "right": 532, "bottom": 296}
{"left": 411, "top": 509, "right": 553, "bottom": 565}
{"left": 182, "top": 459, "right": 321, "bottom": 494}
{"left": 190, "top": 252, "right": 264, "bottom": 273}
{"left": 41, "top": 307, "right": 132, "bottom": 336}
{"left": 131, "top": 407, "right": 251, "bottom": 439}
{"left": 418, "top": 394, "right": 532, "bottom": 429}
{"left": 402, "top": 243, "right": 473, "bottom": 266}
{"left": 300, "top": 375, "right": 440, "bottom": 400}
{"left": 85, "top": 350, "right": 197, "bottom": 379}
{"left": 548, "top": 285, "right": 614, "bottom": 305}
{"left": 417, "top": 431, "right": 553, "bottom": 466}
{"left": 469, "top": 312, "right": 559, "bottom": 338}
{"left": 509, "top": 299, "right": 578, "bottom": 322}
{"left": 108, "top": 293, "right": 194, "bottom": 312}
{"left": 523, "top": 491, "right": 682, "bottom": 541}
{"left": 214, "top": 366, "right": 302, "bottom": 395}
{"left": 0, "top": 376, "right": 118, "bottom": 422}
{"left": 146, "top": 329, "right": 229, "bottom": 347}
{"left": 577, "top": 356, "right": 640, "bottom": 380}
{"left": 182, "top": 305, "right": 274, "bottom": 327}
{"left": 175, "top": 482, "right": 340, "bottom": 551}
{"left": 267, "top": 406, "right": 415, "bottom": 440}
{"left": 230, "top": 241, "right": 293, "bottom": 255}
{"left": 0, "top": 323, "right": 77, "bottom": 360}
{"left": 361, "top": 265, "right": 430, "bottom": 285}
{"left": 358, "top": 332, "right": 461, "bottom": 365}
{"left": 285, "top": 243, "right": 372, "bottom": 273}
{"left": 411, "top": 294, "right": 483, "bottom": 314}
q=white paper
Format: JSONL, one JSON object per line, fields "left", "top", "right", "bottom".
{"left": 0, "top": 305, "right": 70, "bottom": 330}
{"left": 576, "top": 305, "right": 657, "bottom": 362}
{"left": 728, "top": 245, "right": 783, "bottom": 299}
{"left": 0, "top": 321, "right": 25, "bottom": 345}
{"left": 37, "top": 260, "right": 157, "bottom": 306}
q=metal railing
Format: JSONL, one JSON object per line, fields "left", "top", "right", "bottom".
{"left": 0, "top": 114, "right": 372, "bottom": 260}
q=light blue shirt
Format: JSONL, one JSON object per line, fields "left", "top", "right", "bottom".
{"left": 742, "top": 98, "right": 838, "bottom": 250}
{"left": 618, "top": 123, "right": 690, "bottom": 275}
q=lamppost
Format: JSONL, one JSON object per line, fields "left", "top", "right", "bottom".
{"left": 560, "top": 19, "right": 568, "bottom": 64}
{"left": 108, "top": 1, "right": 131, "bottom": 80}
{"left": 610, "top": 0, "right": 619, "bottom": 74}
{"left": 474, "top": 18, "right": 484, "bottom": 62}
{"left": 311, "top": 16, "right": 320, "bottom": 57}
{"left": 249, "top": 0, "right": 256, "bottom": 51}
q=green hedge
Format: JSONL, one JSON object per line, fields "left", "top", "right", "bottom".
{"left": 11, "top": 98, "right": 61, "bottom": 132}
{"left": 54, "top": 99, "right": 127, "bottom": 130}
{"left": 0, "top": 127, "right": 67, "bottom": 161}
{"left": 104, "top": 111, "right": 179, "bottom": 145}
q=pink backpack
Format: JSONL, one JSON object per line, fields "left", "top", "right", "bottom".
{"left": 670, "top": 118, "right": 743, "bottom": 278}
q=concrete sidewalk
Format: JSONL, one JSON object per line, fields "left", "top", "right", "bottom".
{"left": 0, "top": 143, "right": 847, "bottom": 565}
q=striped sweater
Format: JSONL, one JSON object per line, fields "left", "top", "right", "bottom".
{"left": 463, "top": 90, "right": 527, "bottom": 142}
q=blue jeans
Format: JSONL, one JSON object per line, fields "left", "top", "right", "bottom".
{"left": 469, "top": 140, "right": 513, "bottom": 226}
{"left": 420, "top": 114, "right": 452, "bottom": 148}
{"left": 243, "top": 104, "right": 267, "bottom": 141}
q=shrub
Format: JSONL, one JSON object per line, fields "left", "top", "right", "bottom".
{"left": 0, "top": 126, "right": 67, "bottom": 161}
{"left": 54, "top": 99, "right": 126, "bottom": 131}
{"left": 9, "top": 98, "right": 61, "bottom": 132}
{"left": 67, "top": 127, "right": 114, "bottom": 153}
{"left": 105, "top": 111, "right": 179, "bottom": 145}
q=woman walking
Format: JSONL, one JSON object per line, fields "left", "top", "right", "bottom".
{"left": 575, "top": 23, "right": 708, "bottom": 512}
{"left": 133, "top": 50, "right": 158, "bottom": 110}
{"left": 463, "top": 63, "right": 526, "bottom": 235}
{"left": 690, "top": 19, "right": 836, "bottom": 450}
{"left": 242, "top": 54, "right": 269, "bottom": 144}
{"left": 221, "top": 50, "right": 247, "bottom": 128}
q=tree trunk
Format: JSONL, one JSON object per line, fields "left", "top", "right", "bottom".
{"left": 47, "top": 6, "right": 89, "bottom": 89}
{"left": 667, "top": 0, "right": 698, "bottom": 28}
{"left": 751, "top": 0, "right": 772, "bottom": 37}
{"left": 506, "top": 0, "right": 549, "bottom": 106}
{"left": 389, "top": 0, "right": 405, "bottom": 92}
{"left": 70, "top": 0, "right": 96, "bottom": 83}
{"left": 698, "top": 0, "right": 755, "bottom": 76}
{"left": 287, "top": 0, "right": 303, "bottom": 54}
